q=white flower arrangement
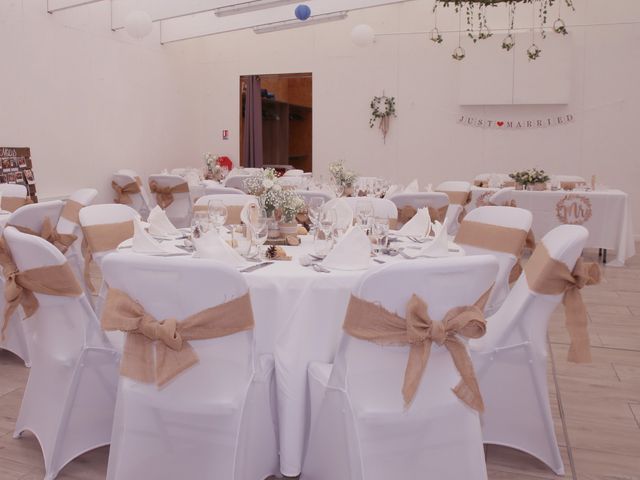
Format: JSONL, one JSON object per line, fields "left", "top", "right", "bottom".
{"left": 244, "top": 168, "right": 305, "bottom": 222}
{"left": 329, "top": 160, "right": 358, "bottom": 187}
{"left": 203, "top": 152, "right": 219, "bottom": 169}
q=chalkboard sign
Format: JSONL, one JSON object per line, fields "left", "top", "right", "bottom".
{"left": 0, "top": 147, "right": 37, "bottom": 202}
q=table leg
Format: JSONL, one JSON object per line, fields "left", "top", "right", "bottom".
{"left": 598, "top": 248, "right": 602, "bottom": 258}
{"left": 603, "top": 249, "right": 607, "bottom": 264}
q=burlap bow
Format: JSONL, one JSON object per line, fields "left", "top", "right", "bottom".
{"left": 10, "top": 218, "right": 77, "bottom": 254}
{"left": 149, "top": 181, "right": 189, "bottom": 209}
{"left": 112, "top": 180, "right": 141, "bottom": 205}
{"left": 525, "top": 243, "right": 601, "bottom": 363}
{"left": 59, "top": 199, "right": 83, "bottom": 224}
{"left": 0, "top": 237, "right": 82, "bottom": 339}
{"left": 101, "top": 289, "right": 255, "bottom": 387}
{"left": 343, "top": 289, "right": 491, "bottom": 411}
{"left": 396, "top": 205, "right": 448, "bottom": 226}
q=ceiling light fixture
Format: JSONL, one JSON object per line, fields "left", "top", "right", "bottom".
{"left": 215, "top": 0, "right": 301, "bottom": 17}
{"left": 253, "top": 11, "right": 348, "bottom": 34}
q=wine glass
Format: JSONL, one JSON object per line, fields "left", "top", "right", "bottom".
{"left": 208, "top": 200, "right": 228, "bottom": 233}
{"left": 307, "top": 197, "right": 325, "bottom": 234}
{"left": 248, "top": 208, "right": 269, "bottom": 258}
{"left": 355, "top": 199, "right": 374, "bottom": 229}
{"left": 319, "top": 208, "right": 337, "bottom": 237}
{"left": 371, "top": 218, "right": 390, "bottom": 254}
{"left": 190, "top": 212, "right": 210, "bottom": 240}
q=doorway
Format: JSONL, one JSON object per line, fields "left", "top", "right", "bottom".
{"left": 240, "top": 73, "right": 312, "bottom": 171}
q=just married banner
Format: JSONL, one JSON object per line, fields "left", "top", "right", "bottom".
{"left": 457, "top": 113, "right": 575, "bottom": 130}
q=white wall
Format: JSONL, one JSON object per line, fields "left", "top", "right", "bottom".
{"left": 176, "top": 0, "right": 640, "bottom": 235}
{"left": 0, "top": 0, "right": 201, "bottom": 203}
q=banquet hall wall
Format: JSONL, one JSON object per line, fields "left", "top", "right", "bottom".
{"left": 180, "top": 0, "right": 640, "bottom": 236}
{"left": 0, "top": 0, "right": 638, "bottom": 237}
{"left": 0, "top": 0, "right": 201, "bottom": 202}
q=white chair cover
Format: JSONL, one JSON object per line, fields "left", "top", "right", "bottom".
{"left": 194, "top": 194, "right": 258, "bottom": 208}
{"left": 303, "top": 255, "right": 498, "bottom": 480}
{"left": 387, "top": 192, "right": 450, "bottom": 226}
{"left": 343, "top": 197, "right": 398, "bottom": 221}
{"left": 489, "top": 187, "right": 516, "bottom": 206}
{"left": 203, "top": 185, "right": 246, "bottom": 196}
{"left": 113, "top": 172, "right": 151, "bottom": 220}
{"left": 79, "top": 204, "right": 138, "bottom": 323}
{"left": 296, "top": 190, "right": 333, "bottom": 205}
{"left": 0, "top": 183, "right": 29, "bottom": 211}
{"left": 436, "top": 181, "right": 472, "bottom": 235}
{"left": 0, "top": 201, "right": 65, "bottom": 366}
{"left": 283, "top": 169, "right": 304, "bottom": 176}
{"left": 469, "top": 224, "right": 589, "bottom": 475}
{"left": 57, "top": 189, "right": 98, "bottom": 300}
{"left": 4, "top": 227, "right": 119, "bottom": 480}
{"left": 457, "top": 206, "right": 533, "bottom": 316}
{"left": 148, "top": 174, "right": 193, "bottom": 228}
{"left": 224, "top": 175, "right": 251, "bottom": 192}
{"left": 101, "top": 254, "right": 278, "bottom": 480}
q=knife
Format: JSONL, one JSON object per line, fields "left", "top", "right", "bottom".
{"left": 240, "top": 261, "right": 274, "bottom": 273}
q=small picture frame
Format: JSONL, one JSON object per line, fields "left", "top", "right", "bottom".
{"left": 0, "top": 175, "right": 6, "bottom": 184}
{"left": 1, "top": 158, "right": 10, "bottom": 169}
{"left": 9, "top": 158, "right": 18, "bottom": 169}
{"left": 24, "top": 169, "right": 35, "bottom": 184}
{"left": 15, "top": 171, "right": 24, "bottom": 183}
{"left": 7, "top": 173, "right": 16, "bottom": 183}
{"left": 17, "top": 157, "right": 27, "bottom": 168}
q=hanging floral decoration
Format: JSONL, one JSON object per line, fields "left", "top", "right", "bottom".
{"left": 431, "top": 0, "right": 575, "bottom": 61}
{"left": 369, "top": 95, "right": 397, "bottom": 143}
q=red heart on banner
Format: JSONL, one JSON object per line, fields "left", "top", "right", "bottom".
{"left": 497, "top": 121, "right": 505, "bottom": 127}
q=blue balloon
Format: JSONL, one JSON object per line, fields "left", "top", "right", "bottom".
{"left": 295, "top": 4, "right": 311, "bottom": 21}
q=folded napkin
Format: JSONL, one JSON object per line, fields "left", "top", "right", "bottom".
{"left": 240, "top": 200, "right": 260, "bottom": 226}
{"left": 132, "top": 217, "right": 182, "bottom": 255}
{"left": 404, "top": 179, "right": 419, "bottom": 193}
{"left": 322, "top": 226, "right": 371, "bottom": 270}
{"left": 385, "top": 184, "right": 400, "bottom": 198}
{"left": 323, "top": 198, "right": 354, "bottom": 231}
{"left": 147, "top": 206, "right": 181, "bottom": 236}
{"left": 192, "top": 230, "right": 246, "bottom": 267}
{"left": 398, "top": 208, "right": 431, "bottom": 237}
{"left": 419, "top": 219, "right": 450, "bottom": 258}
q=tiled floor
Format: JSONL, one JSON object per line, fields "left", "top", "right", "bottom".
{"left": 1, "top": 246, "right": 639, "bottom": 479}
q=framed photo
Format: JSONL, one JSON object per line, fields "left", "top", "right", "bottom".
{"left": 9, "top": 158, "right": 18, "bottom": 169}
{"left": 24, "top": 169, "right": 35, "bottom": 184}
{"left": 17, "top": 157, "right": 27, "bottom": 168}
{"left": 7, "top": 173, "right": 16, "bottom": 183}
{"left": 0, "top": 175, "right": 6, "bottom": 184}
{"left": 15, "top": 171, "right": 24, "bottom": 183}
{"left": 1, "top": 158, "right": 10, "bottom": 169}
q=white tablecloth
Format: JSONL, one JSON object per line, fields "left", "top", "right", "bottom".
{"left": 468, "top": 187, "right": 635, "bottom": 266}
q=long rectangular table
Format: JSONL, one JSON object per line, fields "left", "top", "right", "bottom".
{"left": 468, "top": 187, "right": 636, "bottom": 266}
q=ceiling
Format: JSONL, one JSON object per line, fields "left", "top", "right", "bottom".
{"left": 46, "top": 0, "right": 418, "bottom": 44}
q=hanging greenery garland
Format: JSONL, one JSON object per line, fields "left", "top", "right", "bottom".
{"left": 432, "top": 0, "right": 575, "bottom": 61}
{"left": 369, "top": 95, "right": 397, "bottom": 143}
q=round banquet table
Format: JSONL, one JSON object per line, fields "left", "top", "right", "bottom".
{"left": 114, "top": 234, "right": 461, "bottom": 477}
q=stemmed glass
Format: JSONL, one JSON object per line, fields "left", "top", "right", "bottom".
{"left": 354, "top": 199, "right": 374, "bottom": 230}
{"left": 314, "top": 208, "right": 337, "bottom": 256}
{"left": 208, "top": 200, "right": 228, "bottom": 233}
{"left": 371, "top": 218, "right": 390, "bottom": 254}
{"left": 248, "top": 208, "right": 269, "bottom": 258}
{"left": 307, "top": 197, "right": 325, "bottom": 235}
{"left": 190, "top": 212, "right": 210, "bottom": 240}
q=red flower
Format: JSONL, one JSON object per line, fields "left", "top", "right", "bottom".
{"left": 216, "top": 156, "right": 233, "bottom": 170}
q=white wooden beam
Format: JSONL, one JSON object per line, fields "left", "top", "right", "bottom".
{"left": 159, "top": 0, "right": 417, "bottom": 44}
{"left": 47, "top": 0, "right": 104, "bottom": 13}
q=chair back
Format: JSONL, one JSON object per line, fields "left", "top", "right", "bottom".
{"left": 283, "top": 169, "right": 304, "bottom": 176}
{"left": 3, "top": 227, "right": 102, "bottom": 360}
{"left": 296, "top": 190, "right": 333, "bottom": 205}
{"left": 148, "top": 174, "right": 192, "bottom": 228}
{"left": 203, "top": 185, "right": 246, "bottom": 196}
{"left": 456, "top": 206, "right": 533, "bottom": 315}
{"left": 224, "top": 175, "right": 250, "bottom": 192}
{"left": 489, "top": 187, "right": 515, "bottom": 206}
{"left": 113, "top": 173, "right": 151, "bottom": 219}
{"left": 330, "top": 256, "right": 498, "bottom": 412}
{"left": 343, "top": 197, "right": 398, "bottom": 221}
{"left": 79, "top": 204, "right": 137, "bottom": 267}
{"left": 471, "top": 225, "right": 588, "bottom": 356}
{"left": 101, "top": 254, "right": 255, "bottom": 395}
{"left": 6, "top": 200, "right": 64, "bottom": 233}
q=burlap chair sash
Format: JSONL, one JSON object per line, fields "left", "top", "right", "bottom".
{"left": 193, "top": 204, "right": 243, "bottom": 225}
{"left": 396, "top": 204, "right": 448, "bottom": 227}
{"left": 342, "top": 288, "right": 491, "bottom": 412}
{"left": 2, "top": 196, "right": 33, "bottom": 213}
{"left": 81, "top": 221, "right": 134, "bottom": 293}
{"left": 112, "top": 181, "right": 141, "bottom": 205}
{"left": 524, "top": 243, "right": 601, "bottom": 363}
{"left": 149, "top": 181, "right": 190, "bottom": 209}
{"left": 101, "top": 288, "right": 255, "bottom": 387}
{"left": 455, "top": 220, "right": 529, "bottom": 283}
{"left": 9, "top": 218, "right": 77, "bottom": 255}
{"left": 438, "top": 190, "right": 471, "bottom": 206}
{"left": 60, "top": 199, "right": 83, "bottom": 224}
{"left": 0, "top": 238, "right": 82, "bottom": 339}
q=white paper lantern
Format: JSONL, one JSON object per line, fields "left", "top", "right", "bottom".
{"left": 124, "top": 11, "right": 153, "bottom": 40}
{"left": 351, "top": 24, "right": 375, "bottom": 47}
